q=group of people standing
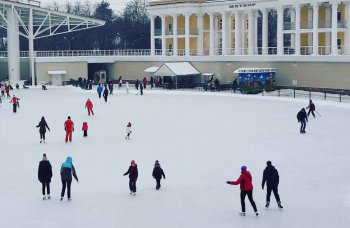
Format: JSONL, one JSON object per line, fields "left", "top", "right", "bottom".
{"left": 226, "top": 161, "right": 283, "bottom": 216}
{"left": 38, "top": 154, "right": 79, "bottom": 201}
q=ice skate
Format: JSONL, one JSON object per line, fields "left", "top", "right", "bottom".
{"left": 239, "top": 212, "right": 246, "bottom": 216}
{"left": 42, "top": 195, "right": 46, "bottom": 200}
{"left": 132, "top": 192, "right": 136, "bottom": 196}
{"left": 130, "top": 191, "right": 133, "bottom": 195}
{"left": 60, "top": 197, "right": 63, "bottom": 201}
{"left": 265, "top": 201, "right": 270, "bottom": 208}
{"left": 255, "top": 212, "right": 259, "bottom": 216}
{"left": 47, "top": 194, "right": 51, "bottom": 199}
{"left": 40, "top": 140, "right": 42, "bottom": 143}
{"left": 278, "top": 201, "right": 283, "bottom": 209}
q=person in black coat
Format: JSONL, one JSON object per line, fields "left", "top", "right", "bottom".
{"left": 123, "top": 160, "right": 138, "bottom": 195}
{"left": 152, "top": 160, "right": 166, "bottom": 190}
{"left": 36, "top": 116, "right": 50, "bottom": 143}
{"left": 306, "top": 100, "right": 316, "bottom": 118}
{"left": 135, "top": 79, "right": 139, "bottom": 90}
{"left": 297, "top": 108, "right": 308, "bottom": 133}
{"left": 140, "top": 84, "right": 143, "bottom": 95}
{"left": 262, "top": 161, "right": 283, "bottom": 209}
{"left": 38, "top": 154, "right": 52, "bottom": 200}
{"left": 103, "top": 86, "right": 109, "bottom": 102}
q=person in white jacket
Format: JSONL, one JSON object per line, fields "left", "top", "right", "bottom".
{"left": 125, "top": 122, "right": 132, "bottom": 140}
{"left": 126, "top": 81, "right": 129, "bottom": 94}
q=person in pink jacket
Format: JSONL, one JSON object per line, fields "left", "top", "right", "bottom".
{"left": 226, "top": 166, "right": 258, "bottom": 216}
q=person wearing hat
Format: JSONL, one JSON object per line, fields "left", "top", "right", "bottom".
{"left": 125, "top": 122, "right": 132, "bottom": 140}
{"left": 123, "top": 160, "right": 138, "bottom": 195}
{"left": 297, "top": 108, "right": 308, "bottom": 133}
{"left": 38, "top": 154, "right": 52, "bottom": 200}
{"left": 262, "top": 161, "right": 283, "bottom": 209}
{"left": 64, "top": 116, "right": 74, "bottom": 142}
{"left": 152, "top": 160, "right": 166, "bottom": 190}
{"left": 60, "top": 156, "right": 79, "bottom": 201}
{"left": 226, "top": 166, "right": 258, "bottom": 216}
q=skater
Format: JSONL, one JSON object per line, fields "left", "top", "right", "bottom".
{"left": 5, "top": 85, "right": 10, "bottom": 98}
{"left": 82, "top": 122, "right": 88, "bottom": 137}
{"left": 143, "top": 77, "right": 147, "bottom": 89}
{"left": 60, "top": 156, "right": 78, "bottom": 201}
{"left": 150, "top": 76, "right": 154, "bottom": 89}
{"left": 118, "top": 76, "right": 122, "bottom": 89}
{"left": 126, "top": 81, "right": 129, "bottom": 93}
{"left": 1, "top": 84, "right": 5, "bottom": 98}
{"left": 262, "top": 161, "right": 283, "bottom": 209}
{"left": 306, "top": 100, "right": 316, "bottom": 118}
{"left": 103, "top": 86, "right": 109, "bottom": 102}
{"left": 85, "top": 98, "right": 94, "bottom": 116}
{"left": 125, "top": 122, "right": 132, "bottom": 139}
{"left": 15, "top": 83, "right": 19, "bottom": 89}
{"left": 10, "top": 95, "right": 19, "bottom": 113}
{"left": 64, "top": 116, "right": 74, "bottom": 142}
{"left": 42, "top": 85, "right": 47, "bottom": 90}
{"left": 152, "top": 160, "right": 166, "bottom": 190}
{"left": 123, "top": 160, "right": 138, "bottom": 195}
{"left": 226, "top": 166, "right": 259, "bottom": 216}
{"left": 38, "top": 153, "right": 52, "bottom": 200}
{"left": 109, "top": 81, "right": 114, "bottom": 94}
{"left": 140, "top": 84, "right": 143, "bottom": 95}
{"left": 97, "top": 84, "right": 103, "bottom": 99}
{"left": 36, "top": 116, "right": 50, "bottom": 143}
{"left": 297, "top": 108, "right": 308, "bottom": 134}
{"left": 232, "top": 79, "right": 238, "bottom": 93}
{"left": 135, "top": 79, "right": 139, "bottom": 90}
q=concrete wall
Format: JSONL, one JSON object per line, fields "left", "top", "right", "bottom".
{"left": 0, "top": 59, "right": 30, "bottom": 82}
{"left": 35, "top": 62, "right": 88, "bottom": 82}
{"left": 105, "top": 61, "right": 350, "bottom": 89}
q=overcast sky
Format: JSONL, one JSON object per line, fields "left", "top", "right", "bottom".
{"left": 39, "top": 0, "right": 130, "bottom": 13}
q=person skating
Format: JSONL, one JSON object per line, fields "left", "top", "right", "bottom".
{"left": 226, "top": 166, "right": 259, "bottom": 216}
{"left": 126, "top": 81, "right": 129, "bottom": 94}
{"left": 38, "top": 153, "right": 52, "bottom": 200}
{"left": 82, "top": 122, "right": 88, "bottom": 137}
{"left": 140, "top": 84, "right": 143, "bottom": 95}
{"left": 125, "top": 122, "right": 132, "bottom": 140}
{"left": 103, "top": 86, "right": 109, "bottom": 102}
{"left": 123, "top": 160, "right": 138, "bottom": 195}
{"left": 64, "top": 116, "right": 74, "bottom": 142}
{"left": 36, "top": 116, "right": 50, "bottom": 143}
{"left": 297, "top": 108, "right": 308, "bottom": 134}
{"left": 85, "top": 98, "right": 94, "bottom": 116}
{"left": 97, "top": 84, "right": 103, "bottom": 99}
{"left": 60, "top": 156, "right": 78, "bottom": 201}
{"left": 306, "top": 100, "right": 316, "bottom": 118}
{"left": 143, "top": 77, "right": 147, "bottom": 89}
{"left": 150, "top": 76, "right": 154, "bottom": 89}
{"left": 262, "top": 161, "right": 283, "bottom": 209}
{"left": 152, "top": 160, "right": 166, "bottom": 190}
{"left": 9, "top": 95, "right": 19, "bottom": 113}
{"left": 5, "top": 85, "right": 10, "bottom": 98}
{"left": 232, "top": 79, "right": 238, "bottom": 93}
{"left": 135, "top": 79, "right": 139, "bottom": 90}
{"left": 109, "top": 81, "right": 114, "bottom": 94}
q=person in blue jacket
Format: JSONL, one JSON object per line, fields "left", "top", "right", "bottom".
{"left": 97, "top": 84, "right": 103, "bottom": 99}
{"left": 60, "top": 156, "right": 78, "bottom": 201}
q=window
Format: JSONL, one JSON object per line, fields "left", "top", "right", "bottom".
{"left": 219, "top": 19, "right": 223, "bottom": 30}
{"left": 168, "top": 23, "right": 172, "bottom": 30}
{"left": 337, "top": 11, "right": 341, "bottom": 21}
{"left": 337, "top": 38, "right": 341, "bottom": 49}
{"left": 169, "top": 44, "right": 173, "bottom": 50}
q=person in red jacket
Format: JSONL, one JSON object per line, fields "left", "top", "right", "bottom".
{"left": 85, "top": 98, "right": 94, "bottom": 116}
{"left": 226, "top": 166, "right": 258, "bottom": 216}
{"left": 10, "top": 95, "right": 19, "bottom": 113}
{"left": 64, "top": 116, "right": 74, "bottom": 142}
{"left": 82, "top": 122, "right": 88, "bottom": 137}
{"left": 143, "top": 77, "right": 147, "bottom": 89}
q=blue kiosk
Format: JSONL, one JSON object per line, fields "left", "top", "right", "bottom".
{"left": 233, "top": 68, "right": 276, "bottom": 93}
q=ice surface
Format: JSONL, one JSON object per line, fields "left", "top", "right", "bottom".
{"left": 0, "top": 86, "right": 349, "bottom": 228}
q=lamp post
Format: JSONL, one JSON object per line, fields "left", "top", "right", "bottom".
{"left": 64, "top": 36, "right": 75, "bottom": 50}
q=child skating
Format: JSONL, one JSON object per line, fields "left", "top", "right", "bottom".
{"left": 125, "top": 122, "right": 132, "bottom": 140}
{"left": 82, "top": 122, "right": 88, "bottom": 137}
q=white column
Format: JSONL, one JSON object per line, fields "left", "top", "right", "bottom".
{"left": 28, "top": 8, "right": 35, "bottom": 86}
{"left": 221, "top": 12, "right": 227, "bottom": 55}
{"left": 331, "top": 1, "right": 339, "bottom": 55}
{"left": 345, "top": 2, "right": 350, "bottom": 54}
{"left": 248, "top": 9, "right": 254, "bottom": 55}
{"left": 241, "top": 13, "right": 246, "bottom": 53}
{"left": 185, "top": 13, "right": 190, "bottom": 56}
{"left": 6, "top": 6, "right": 20, "bottom": 83}
{"left": 277, "top": 6, "right": 283, "bottom": 55}
{"left": 227, "top": 14, "right": 232, "bottom": 54}
{"left": 290, "top": 7, "right": 295, "bottom": 48}
{"left": 161, "top": 15, "right": 166, "bottom": 56}
{"left": 235, "top": 11, "right": 241, "bottom": 55}
{"left": 173, "top": 14, "right": 178, "bottom": 56}
{"left": 325, "top": 5, "right": 331, "bottom": 54}
{"left": 312, "top": 3, "right": 319, "bottom": 55}
{"left": 295, "top": 4, "right": 301, "bottom": 55}
{"left": 197, "top": 13, "right": 203, "bottom": 55}
{"left": 209, "top": 13, "right": 215, "bottom": 55}
{"left": 308, "top": 7, "right": 313, "bottom": 51}
{"left": 150, "top": 15, "right": 155, "bottom": 56}
{"left": 262, "top": 8, "right": 268, "bottom": 55}
{"left": 214, "top": 15, "right": 218, "bottom": 53}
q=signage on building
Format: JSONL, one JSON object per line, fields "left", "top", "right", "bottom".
{"left": 229, "top": 3, "right": 256, "bottom": 8}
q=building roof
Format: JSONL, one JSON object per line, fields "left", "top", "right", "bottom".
{"left": 154, "top": 62, "right": 200, "bottom": 76}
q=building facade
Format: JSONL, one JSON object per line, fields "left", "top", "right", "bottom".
{"left": 147, "top": 0, "right": 350, "bottom": 57}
